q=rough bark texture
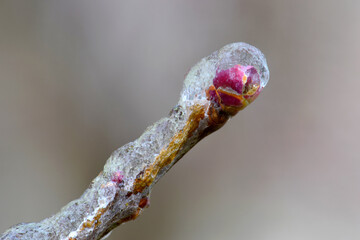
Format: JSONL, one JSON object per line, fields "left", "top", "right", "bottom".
{"left": 0, "top": 42, "right": 269, "bottom": 240}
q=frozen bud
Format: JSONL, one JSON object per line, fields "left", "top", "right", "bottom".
{"left": 207, "top": 64, "right": 262, "bottom": 115}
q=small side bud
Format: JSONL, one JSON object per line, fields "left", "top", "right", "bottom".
{"left": 111, "top": 171, "right": 124, "bottom": 184}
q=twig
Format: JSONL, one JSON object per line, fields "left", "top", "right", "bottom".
{"left": 0, "top": 42, "right": 269, "bottom": 240}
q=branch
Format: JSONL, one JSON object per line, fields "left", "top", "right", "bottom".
{"left": 1, "top": 42, "right": 269, "bottom": 240}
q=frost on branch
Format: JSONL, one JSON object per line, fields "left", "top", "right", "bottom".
{"left": 1, "top": 42, "right": 269, "bottom": 240}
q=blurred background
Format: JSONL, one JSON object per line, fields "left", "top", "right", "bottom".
{"left": 1, "top": 0, "right": 360, "bottom": 239}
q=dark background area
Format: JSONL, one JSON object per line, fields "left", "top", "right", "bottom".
{"left": 1, "top": 0, "right": 360, "bottom": 239}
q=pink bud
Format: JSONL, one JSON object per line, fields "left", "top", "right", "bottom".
{"left": 207, "top": 64, "right": 261, "bottom": 114}
{"left": 111, "top": 171, "right": 124, "bottom": 184}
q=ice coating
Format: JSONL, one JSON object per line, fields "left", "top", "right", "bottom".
{"left": 180, "top": 42, "right": 269, "bottom": 108}
{"left": 216, "top": 43, "right": 269, "bottom": 89}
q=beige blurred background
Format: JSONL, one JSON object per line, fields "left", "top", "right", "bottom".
{"left": 1, "top": 0, "right": 360, "bottom": 239}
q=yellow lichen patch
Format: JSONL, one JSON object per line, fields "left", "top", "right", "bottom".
{"left": 80, "top": 207, "right": 106, "bottom": 231}
{"left": 80, "top": 220, "right": 93, "bottom": 230}
{"left": 93, "top": 207, "right": 106, "bottom": 228}
{"left": 133, "top": 104, "right": 205, "bottom": 193}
